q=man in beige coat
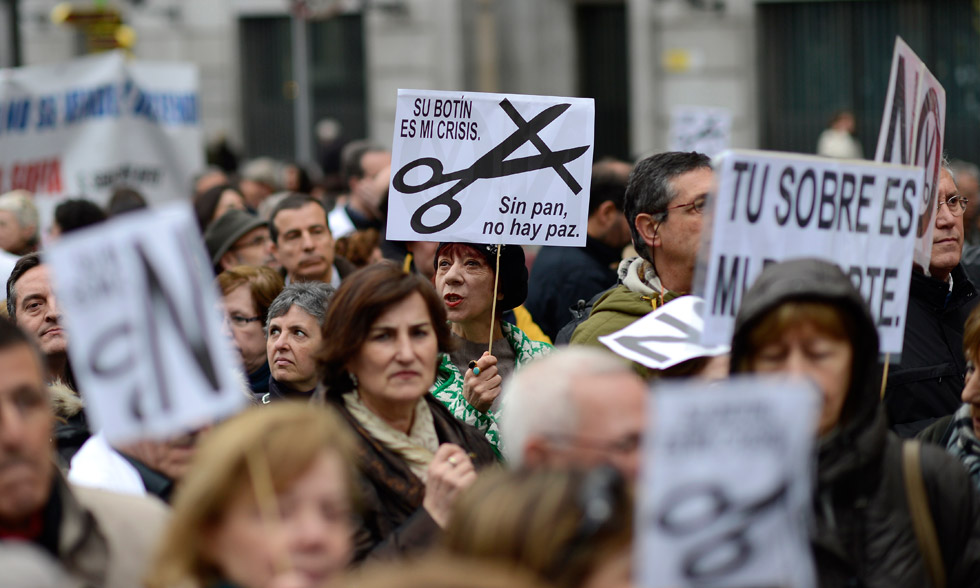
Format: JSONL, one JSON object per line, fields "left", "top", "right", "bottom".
{"left": 0, "top": 316, "right": 168, "bottom": 587}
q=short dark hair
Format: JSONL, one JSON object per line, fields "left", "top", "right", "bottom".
{"left": 268, "top": 193, "right": 329, "bottom": 244}
{"left": 193, "top": 184, "right": 243, "bottom": 232}
{"left": 107, "top": 186, "right": 148, "bottom": 217}
{"left": 54, "top": 198, "right": 107, "bottom": 234}
{"left": 624, "top": 151, "right": 711, "bottom": 263}
{"left": 588, "top": 160, "right": 630, "bottom": 217}
{"left": 6, "top": 253, "right": 42, "bottom": 320}
{"left": 341, "top": 140, "right": 385, "bottom": 183}
{"left": 319, "top": 262, "right": 454, "bottom": 395}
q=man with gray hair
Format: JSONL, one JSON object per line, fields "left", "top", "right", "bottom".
{"left": 570, "top": 152, "right": 713, "bottom": 376}
{"left": 0, "top": 190, "right": 40, "bottom": 256}
{"left": 263, "top": 281, "right": 334, "bottom": 403}
{"left": 500, "top": 347, "right": 648, "bottom": 482}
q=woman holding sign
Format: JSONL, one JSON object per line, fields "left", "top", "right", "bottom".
{"left": 316, "top": 262, "right": 497, "bottom": 561}
{"left": 730, "top": 258, "right": 980, "bottom": 588}
{"left": 431, "top": 242, "right": 552, "bottom": 453}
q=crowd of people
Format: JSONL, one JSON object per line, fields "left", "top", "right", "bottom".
{"left": 1, "top": 132, "right": 980, "bottom": 588}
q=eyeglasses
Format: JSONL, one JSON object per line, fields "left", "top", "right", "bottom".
{"left": 937, "top": 195, "right": 969, "bottom": 217}
{"left": 227, "top": 314, "right": 263, "bottom": 328}
{"left": 663, "top": 195, "right": 708, "bottom": 216}
{"left": 233, "top": 234, "right": 270, "bottom": 250}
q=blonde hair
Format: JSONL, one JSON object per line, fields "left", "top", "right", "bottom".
{"left": 444, "top": 468, "right": 632, "bottom": 588}
{"left": 343, "top": 553, "right": 552, "bottom": 588}
{"left": 146, "top": 403, "right": 358, "bottom": 588}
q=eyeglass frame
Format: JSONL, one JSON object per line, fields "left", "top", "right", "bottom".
{"left": 654, "top": 194, "right": 709, "bottom": 222}
{"left": 937, "top": 194, "right": 969, "bottom": 217}
{"left": 227, "top": 314, "right": 263, "bottom": 328}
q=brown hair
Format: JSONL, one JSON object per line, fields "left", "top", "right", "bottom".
{"left": 146, "top": 403, "right": 358, "bottom": 588}
{"left": 343, "top": 554, "right": 552, "bottom": 588}
{"left": 216, "top": 265, "right": 285, "bottom": 321}
{"left": 335, "top": 228, "right": 381, "bottom": 268}
{"left": 319, "top": 261, "right": 454, "bottom": 394}
{"left": 964, "top": 304, "right": 980, "bottom": 364}
{"left": 445, "top": 468, "right": 632, "bottom": 588}
{"left": 738, "top": 300, "right": 853, "bottom": 373}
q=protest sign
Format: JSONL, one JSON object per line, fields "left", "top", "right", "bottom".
{"left": 599, "top": 296, "right": 728, "bottom": 370}
{"left": 47, "top": 204, "right": 245, "bottom": 443}
{"left": 874, "top": 36, "right": 946, "bottom": 270}
{"left": 637, "top": 377, "right": 819, "bottom": 588}
{"left": 387, "top": 89, "right": 594, "bottom": 246}
{"left": 694, "top": 149, "right": 922, "bottom": 354}
{"left": 0, "top": 51, "right": 203, "bottom": 226}
{"left": 669, "top": 106, "right": 732, "bottom": 158}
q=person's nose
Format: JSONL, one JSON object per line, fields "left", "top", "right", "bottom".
{"left": 393, "top": 331, "right": 414, "bottom": 362}
{"left": 272, "top": 331, "right": 289, "bottom": 351}
{"left": 301, "top": 230, "right": 315, "bottom": 251}
{"left": 0, "top": 403, "right": 26, "bottom": 452}
{"left": 443, "top": 261, "right": 463, "bottom": 284}
{"left": 963, "top": 366, "right": 980, "bottom": 404}
{"left": 45, "top": 295, "right": 61, "bottom": 324}
{"left": 936, "top": 200, "right": 956, "bottom": 229}
{"left": 782, "top": 348, "right": 810, "bottom": 378}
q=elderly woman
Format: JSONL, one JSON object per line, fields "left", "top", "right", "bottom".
{"left": 731, "top": 258, "right": 980, "bottom": 587}
{"left": 317, "top": 262, "right": 497, "bottom": 561}
{"left": 920, "top": 304, "right": 980, "bottom": 490}
{"left": 148, "top": 403, "right": 359, "bottom": 588}
{"left": 431, "top": 243, "right": 552, "bottom": 452}
{"left": 265, "top": 281, "right": 334, "bottom": 402}
{"left": 217, "top": 266, "right": 284, "bottom": 397}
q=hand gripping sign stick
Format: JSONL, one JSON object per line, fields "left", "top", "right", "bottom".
{"left": 467, "top": 245, "right": 504, "bottom": 373}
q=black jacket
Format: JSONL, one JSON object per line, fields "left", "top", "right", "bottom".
{"left": 525, "top": 235, "right": 620, "bottom": 340}
{"left": 884, "top": 265, "right": 977, "bottom": 438}
{"left": 731, "top": 258, "right": 980, "bottom": 588}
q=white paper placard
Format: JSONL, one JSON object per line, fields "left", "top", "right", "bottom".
{"left": 46, "top": 203, "right": 245, "bottom": 443}
{"left": 694, "top": 149, "right": 922, "bottom": 354}
{"left": 874, "top": 36, "right": 946, "bottom": 270}
{"left": 669, "top": 106, "right": 733, "bottom": 158}
{"left": 387, "top": 89, "right": 594, "bottom": 245}
{"left": 599, "top": 296, "right": 728, "bottom": 370}
{"left": 637, "top": 377, "right": 819, "bottom": 588}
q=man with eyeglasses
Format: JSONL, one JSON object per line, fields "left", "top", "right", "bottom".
{"left": 204, "top": 209, "right": 277, "bottom": 275}
{"left": 886, "top": 165, "right": 979, "bottom": 437}
{"left": 569, "top": 151, "right": 713, "bottom": 376}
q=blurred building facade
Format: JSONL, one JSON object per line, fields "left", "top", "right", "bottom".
{"left": 7, "top": 0, "right": 980, "bottom": 164}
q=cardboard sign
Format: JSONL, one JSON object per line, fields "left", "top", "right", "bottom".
{"left": 694, "top": 150, "right": 922, "bottom": 354}
{"left": 599, "top": 296, "right": 728, "bottom": 370}
{"left": 47, "top": 204, "right": 245, "bottom": 443}
{"left": 669, "top": 106, "right": 732, "bottom": 158}
{"left": 0, "top": 51, "right": 204, "bottom": 228}
{"left": 637, "top": 377, "right": 819, "bottom": 588}
{"left": 874, "top": 37, "right": 946, "bottom": 270}
{"left": 387, "top": 89, "right": 594, "bottom": 245}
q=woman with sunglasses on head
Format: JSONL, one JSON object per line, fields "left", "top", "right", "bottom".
{"left": 431, "top": 242, "right": 552, "bottom": 454}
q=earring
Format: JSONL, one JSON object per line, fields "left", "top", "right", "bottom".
{"left": 349, "top": 372, "right": 359, "bottom": 389}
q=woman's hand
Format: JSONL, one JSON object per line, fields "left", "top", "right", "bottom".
{"left": 463, "top": 352, "right": 502, "bottom": 413}
{"left": 422, "top": 443, "right": 477, "bottom": 528}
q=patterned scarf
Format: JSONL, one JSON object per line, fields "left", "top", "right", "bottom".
{"left": 343, "top": 391, "right": 440, "bottom": 482}
{"left": 946, "top": 404, "right": 980, "bottom": 490}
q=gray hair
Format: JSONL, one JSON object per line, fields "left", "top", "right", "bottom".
{"left": 0, "top": 190, "right": 40, "bottom": 248}
{"left": 265, "top": 282, "right": 335, "bottom": 332}
{"left": 949, "top": 159, "right": 979, "bottom": 184}
{"left": 499, "top": 347, "right": 634, "bottom": 466}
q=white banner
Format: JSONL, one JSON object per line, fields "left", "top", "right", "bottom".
{"left": 669, "top": 106, "right": 732, "bottom": 158}
{"left": 47, "top": 204, "right": 245, "bottom": 443}
{"left": 387, "top": 89, "right": 594, "bottom": 245}
{"left": 694, "top": 149, "right": 922, "bottom": 354}
{"left": 0, "top": 51, "right": 204, "bottom": 226}
{"left": 874, "top": 36, "right": 946, "bottom": 270}
{"left": 599, "top": 296, "right": 728, "bottom": 370}
{"left": 637, "top": 377, "right": 819, "bottom": 588}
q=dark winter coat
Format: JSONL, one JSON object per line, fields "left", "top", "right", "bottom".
{"left": 884, "top": 265, "right": 977, "bottom": 437}
{"left": 731, "top": 258, "right": 980, "bottom": 588}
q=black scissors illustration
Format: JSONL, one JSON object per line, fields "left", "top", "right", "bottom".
{"left": 392, "top": 98, "right": 590, "bottom": 234}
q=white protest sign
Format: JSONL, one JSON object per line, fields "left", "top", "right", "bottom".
{"left": 387, "top": 89, "right": 594, "bottom": 246}
{"left": 637, "top": 377, "right": 819, "bottom": 588}
{"left": 47, "top": 204, "right": 245, "bottom": 443}
{"left": 599, "top": 296, "right": 728, "bottom": 370}
{"left": 0, "top": 51, "right": 204, "bottom": 226}
{"left": 694, "top": 149, "right": 922, "bottom": 354}
{"left": 669, "top": 106, "right": 732, "bottom": 157}
{"left": 874, "top": 36, "right": 946, "bottom": 270}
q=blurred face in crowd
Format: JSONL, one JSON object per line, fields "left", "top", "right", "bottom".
{"left": 267, "top": 305, "right": 323, "bottom": 392}
{"left": 272, "top": 203, "right": 335, "bottom": 283}
{"left": 406, "top": 241, "right": 439, "bottom": 280}
{"left": 221, "top": 227, "right": 275, "bottom": 272}
{"left": 13, "top": 265, "right": 67, "bottom": 359}
{"left": 346, "top": 292, "right": 439, "bottom": 420}
{"left": 751, "top": 319, "right": 852, "bottom": 437}
{"left": 929, "top": 168, "right": 963, "bottom": 282}
{"left": 0, "top": 211, "right": 33, "bottom": 255}
{"left": 116, "top": 429, "right": 204, "bottom": 482}
{"left": 0, "top": 343, "right": 53, "bottom": 525}
{"left": 434, "top": 246, "right": 499, "bottom": 332}
{"left": 528, "top": 371, "right": 647, "bottom": 483}
{"left": 962, "top": 359, "right": 980, "bottom": 440}
{"left": 213, "top": 190, "right": 247, "bottom": 225}
{"left": 207, "top": 450, "right": 354, "bottom": 588}
{"left": 223, "top": 285, "right": 268, "bottom": 374}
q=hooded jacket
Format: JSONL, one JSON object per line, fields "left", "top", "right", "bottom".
{"left": 731, "top": 258, "right": 980, "bottom": 588}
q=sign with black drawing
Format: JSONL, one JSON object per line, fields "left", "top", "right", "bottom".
{"left": 46, "top": 203, "right": 246, "bottom": 443}
{"left": 387, "top": 89, "right": 594, "bottom": 245}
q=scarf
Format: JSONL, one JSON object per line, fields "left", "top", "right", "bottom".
{"left": 946, "top": 403, "right": 980, "bottom": 490}
{"left": 343, "top": 391, "right": 440, "bottom": 482}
